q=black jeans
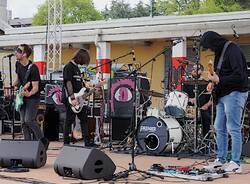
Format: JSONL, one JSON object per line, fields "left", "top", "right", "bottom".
{"left": 20, "top": 98, "right": 43, "bottom": 140}
{"left": 64, "top": 102, "right": 90, "bottom": 145}
{"left": 200, "top": 108, "right": 212, "bottom": 137}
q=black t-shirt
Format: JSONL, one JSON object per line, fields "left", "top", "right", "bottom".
{"left": 182, "top": 80, "right": 210, "bottom": 107}
{"left": 15, "top": 61, "right": 40, "bottom": 99}
{"left": 63, "top": 62, "right": 84, "bottom": 96}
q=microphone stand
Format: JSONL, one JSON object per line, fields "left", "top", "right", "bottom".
{"left": 112, "top": 44, "right": 178, "bottom": 181}
{"left": 91, "top": 51, "right": 133, "bottom": 149}
{"left": 5, "top": 55, "right": 15, "bottom": 139}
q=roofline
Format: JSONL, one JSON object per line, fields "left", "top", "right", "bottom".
{"left": 0, "top": 11, "right": 250, "bottom": 47}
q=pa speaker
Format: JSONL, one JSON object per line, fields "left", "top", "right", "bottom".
{"left": 54, "top": 145, "right": 116, "bottom": 180}
{"left": 242, "top": 141, "right": 250, "bottom": 157}
{"left": 0, "top": 140, "right": 47, "bottom": 168}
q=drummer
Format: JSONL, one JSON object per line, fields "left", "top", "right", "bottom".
{"left": 182, "top": 64, "right": 212, "bottom": 137}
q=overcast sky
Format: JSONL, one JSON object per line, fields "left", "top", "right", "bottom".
{"left": 7, "top": 0, "right": 149, "bottom": 18}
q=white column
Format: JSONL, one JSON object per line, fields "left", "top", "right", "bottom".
{"left": 33, "top": 45, "right": 46, "bottom": 80}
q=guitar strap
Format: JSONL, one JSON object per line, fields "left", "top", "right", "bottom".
{"left": 23, "top": 63, "right": 33, "bottom": 85}
{"left": 216, "top": 41, "right": 231, "bottom": 74}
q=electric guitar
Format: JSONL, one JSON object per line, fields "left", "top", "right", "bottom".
{"left": 68, "top": 80, "right": 106, "bottom": 113}
{"left": 15, "top": 82, "right": 31, "bottom": 111}
{"left": 207, "top": 61, "right": 217, "bottom": 102}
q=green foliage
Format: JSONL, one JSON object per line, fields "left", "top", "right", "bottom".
{"left": 154, "top": 0, "right": 247, "bottom": 16}
{"left": 102, "top": 0, "right": 154, "bottom": 19}
{"left": 102, "top": 0, "right": 133, "bottom": 19}
{"left": 131, "top": 1, "right": 151, "bottom": 17}
{"left": 32, "top": 0, "right": 103, "bottom": 26}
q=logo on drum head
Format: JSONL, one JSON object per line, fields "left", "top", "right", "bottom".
{"left": 114, "top": 87, "right": 133, "bottom": 102}
{"left": 140, "top": 126, "right": 156, "bottom": 132}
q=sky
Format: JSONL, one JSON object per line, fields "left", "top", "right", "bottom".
{"left": 7, "top": 0, "right": 148, "bottom": 19}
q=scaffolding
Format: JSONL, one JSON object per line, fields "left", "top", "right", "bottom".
{"left": 46, "top": 0, "right": 62, "bottom": 78}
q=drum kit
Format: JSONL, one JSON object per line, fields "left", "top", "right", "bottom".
{"left": 135, "top": 81, "right": 215, "bottom": 156}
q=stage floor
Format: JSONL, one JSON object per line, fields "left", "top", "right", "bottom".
{"left": 0, "top": 137, "right": 250, "bottom": 184}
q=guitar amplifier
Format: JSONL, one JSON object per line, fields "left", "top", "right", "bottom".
{"left": 45, "top": 84, "right": 63, "bottom": 105}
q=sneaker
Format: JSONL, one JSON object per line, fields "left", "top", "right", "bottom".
{"left": 224, "top": 161, "right": 242, "bottom": 173}
{"left": 204, "top": 158, "right": 225, "bottom": 170}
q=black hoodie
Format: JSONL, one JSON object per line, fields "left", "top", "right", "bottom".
{"left": 200, "top": 31, "right": 248, "bottom": 99}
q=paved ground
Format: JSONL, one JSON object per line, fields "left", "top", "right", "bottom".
{"left": 0, "top": 139, "right": 250, "bottom": 184}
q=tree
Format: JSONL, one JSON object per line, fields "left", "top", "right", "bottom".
{"left": 102, "top": 0, "right": 156, "bottom": 19}
{"left": 101, "top": 0, "right": 133, "bottom": 19}
{"left": 32, "top": 0, "right": 103, "bottom": 26}
{"left": 131, "top": 1, "right": 151, "bottom": 17}
{"left": 154, "top": 0, "right": 245, "bottom": 16}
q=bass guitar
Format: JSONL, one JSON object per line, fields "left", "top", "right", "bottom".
{"left": 68, "top": 80, "right": 106, "bottom": 113}
{"left": 15, "top": 82, "right": 31, "bottom": 111}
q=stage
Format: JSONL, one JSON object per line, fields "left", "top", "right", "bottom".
{"left": 0, "top": 136, "right": 250, "bottom": 184}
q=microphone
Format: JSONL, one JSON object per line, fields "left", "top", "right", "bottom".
{"left": 172, "top": 38, "right": 184, "bottom": 46}
{"left": 131, "top": 49, "right": 136, "bottom": 62}
{"left": 3, "top": 53, "right": 14, "bottom": 58}
{"left": 231, "top": 25, "right": 239, "bottom": 39}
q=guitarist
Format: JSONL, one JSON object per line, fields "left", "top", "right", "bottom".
{"left": 63, "top": 48, "right": 94, "bottom": 146}
{"left": 13, "top": 44, "right": 49, "bottom": 149}
{"left": 201, "top": 31, "right": 248, "bottom": 173}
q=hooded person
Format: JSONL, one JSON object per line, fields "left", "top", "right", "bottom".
{"left": 201, "top": 31, "right": 248, "bottom": 173}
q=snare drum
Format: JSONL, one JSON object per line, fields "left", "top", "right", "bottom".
{"left": 165, "top": 91, "right": 188, "bottom": 118}
{"left": 136, "top": 116, "right": 183, "bottom": 154}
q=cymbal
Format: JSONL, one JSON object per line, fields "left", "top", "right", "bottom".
{"left": 139, "top": 89, "right": 164, "bottom": 98}
{"left": 182, "top": 80, "right": 208, "bottom": 85}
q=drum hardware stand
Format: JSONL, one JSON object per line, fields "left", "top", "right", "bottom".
{"left": 112, "top": 45, "right": 178, "bottom": 181}
{"left": 91, "top": 51, "right": 134, "bottom": 150}
{"left": 3, "top": 55, "right": 16, "bottom": 139}
{"left": 197, "top": 95, "right": 216, "bottom": 157}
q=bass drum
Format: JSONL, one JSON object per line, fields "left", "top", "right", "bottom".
{"left": 136, "top": 116, "right": 183, "bottom": 155}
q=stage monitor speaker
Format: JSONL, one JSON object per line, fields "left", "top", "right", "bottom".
{"left": 54, "top": 145, "right": 116, "bottom": 180}
{"left": 0, "top": 140, "right": 47, "bottom": 168}
{"left": 242, "top": 141, "right": 250, "bottom": 157}
{"left": 112, "top": 117, "right": 131, "bottom": 141}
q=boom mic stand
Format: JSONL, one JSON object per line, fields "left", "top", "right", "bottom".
{"left": 91, "top": 51, "right": 133, "bottom": 149}
{"left": 112, "top": 43, "right": 180, "bottom": 181}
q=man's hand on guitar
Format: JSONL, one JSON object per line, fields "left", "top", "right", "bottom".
{"left": 70, "top": 98, "right": 79, "bottom": 107}
{"left": 20, "top": 89, "right": 29, "bottom": 97}
{"left": 208, "top": 72, "right": 220, "bottom": 84}
{"left": 207, "top": 82, "right": 214, "bottom": 92}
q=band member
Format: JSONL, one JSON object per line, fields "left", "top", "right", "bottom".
{"left": 201, "top": 31, "right": 248, "bottom": 173}
{"left": 183, "top": 64, "right": 212, "bottom": 137}
{"left": 63, "top": 49, "right": 93, "bottom": 146}
{"left": 14, "top": 44, "right": 49, "bottom": 149}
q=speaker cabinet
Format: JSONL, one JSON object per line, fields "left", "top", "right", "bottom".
{"left": 242, "top": 141, "right": 250, "bottom": 157}
{"left": 0, "top": 140, "right": 47, "bottom": 168}
{"left": 54, "top": 145, "right": 116, "bottom": 180}
{"left": 112, "top": 117, "right": 132, "bottom": 141}
{"left": 43, "top": 106, "right": 59, "bottom": 141}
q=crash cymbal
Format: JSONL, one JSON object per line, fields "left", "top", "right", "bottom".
{"left": 139, "top": 89, "right": 164, "bottom": 98}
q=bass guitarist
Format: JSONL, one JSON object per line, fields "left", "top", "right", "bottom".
{"left": 63, "top": 48, "right": 101, "bottom": 146}
{"left": 14, "top": 44, "right": 49, "bottom": 149}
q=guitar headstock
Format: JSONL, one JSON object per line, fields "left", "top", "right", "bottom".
{"left": 207, "top": 60, "right": 214, "bottom": 75}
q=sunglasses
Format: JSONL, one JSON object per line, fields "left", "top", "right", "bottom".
{"left": 15, "top": 47, "right": 24, "bottom": 54}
